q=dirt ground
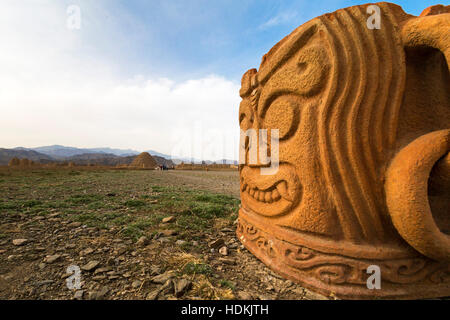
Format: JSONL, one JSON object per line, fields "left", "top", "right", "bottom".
{"left": 0, "top": 167, "right": 328, "bottom": 300}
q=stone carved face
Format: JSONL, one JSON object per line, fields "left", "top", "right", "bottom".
{"left": 239, "top": 2, "right": 450, "bottom": 256}
{"left": 239, "top": 21, "right": 338, "bottom": 237}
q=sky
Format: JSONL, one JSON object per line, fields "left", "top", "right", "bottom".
{"left": 0, "top": 0, "right": 444, "bottom": 160}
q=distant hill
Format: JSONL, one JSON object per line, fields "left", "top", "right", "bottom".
{"left": 217, "top": 159, "right": 239, "bottom": 165}
{"left": 0, "top": 147, "right": 177, "bottom": 167}
{"left": 64, "top": 153, "right": 121, "bottom": 166}
{"left": 85, "top": 148, "right": 139, "bottom": 157}
{"left": 62, "top": 153, "right": 174, "bottom": 167}
{"left": 25, "top": 145, "right": 140, "bottom": 158}
{"left": 145, "top": 150, "right": 173, "bottom": 159}
{"left": 145, "top": 150, "right": 204, "bottom": 164}
{"left": 66, "top": 152, "right": 119, "bottom": 161}
{"left": 61, "top": 153, "right": 129, "bottom": 166}
{"left": 0, "top": 148, "right": 53, "bottom": 165}
{"left": 2, "top": 145, "right": 233, "bottom": 167}
{"left": 152, "top": 155, "right": 175, "bottom": 168}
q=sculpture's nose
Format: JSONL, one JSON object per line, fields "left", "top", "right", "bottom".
{"left": 241, "top": 125, "right": 278, "bottom": 168}
{"left": 243, "top": 131, "right": 272, "bottom": 168}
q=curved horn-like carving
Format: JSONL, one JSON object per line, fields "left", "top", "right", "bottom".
{"left": 386, "top": 130, "right": 450, "bottom": 262}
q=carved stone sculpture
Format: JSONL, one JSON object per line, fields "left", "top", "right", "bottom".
{"left": 237, "top": 2, "right": 450, "bottom": 299}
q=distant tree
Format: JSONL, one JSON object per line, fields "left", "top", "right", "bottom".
{"left": 19, "top": 158, "right": 30, "bottom": 166}
{"left": 8, "top": 157, "right": 20, "bottom": 166}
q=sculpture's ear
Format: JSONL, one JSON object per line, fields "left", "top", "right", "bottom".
{"left": 385, "top": 11, "right": 450, "bottom": 262}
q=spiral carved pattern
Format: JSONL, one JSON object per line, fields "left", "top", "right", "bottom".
{"left": 237, "top": 217, "right": 450, "bottom": 298}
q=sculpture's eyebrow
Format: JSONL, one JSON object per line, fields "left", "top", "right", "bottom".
{"left": 258, "top": 22, "right": 318, "bottom": 85}
{"left": 239, "top": 68, "right": 258, "bottom": 98}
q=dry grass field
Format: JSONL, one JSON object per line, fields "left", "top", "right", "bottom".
{"left": 0, "top": 167, "right": 326, "bottom": 300}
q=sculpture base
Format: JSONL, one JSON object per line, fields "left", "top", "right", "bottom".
{"left": 237, "top": 208, "right": 450, "bottom": 299}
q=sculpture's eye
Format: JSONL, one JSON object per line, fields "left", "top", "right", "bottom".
{"left": 262, "top": 95, "right": 299, "bottom": 140}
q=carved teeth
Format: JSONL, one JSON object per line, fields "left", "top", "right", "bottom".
{"left": 242, "top": 180, "right": 290, "bottom": 203}
{"left": 258, "top": 191, "right": 265, "bottom": 202}
{"left": 265, "top": 192, "right": 272, "bottom": 203}
{"left": 276, "top": 181, "right": 291, "bottom": 201}
{"left": 272, "top": 189, "right": 281, "bottom": 201}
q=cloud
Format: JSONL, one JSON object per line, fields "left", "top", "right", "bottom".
{"left": 0, "top": 1, "right": 241, "bottom": 161}
{"left": 259, "top": 11, "right": 299, "bottom": 30}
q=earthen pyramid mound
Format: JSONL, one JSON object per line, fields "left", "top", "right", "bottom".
{"left": 130, "top": 152, "right": 158, "bottom": 169}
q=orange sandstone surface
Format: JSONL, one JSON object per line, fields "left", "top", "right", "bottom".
{"left": 237, "top": 3, "right": 450, "bottom": 299}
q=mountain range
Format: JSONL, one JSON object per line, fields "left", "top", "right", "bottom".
{"left": 0, "top": 145, "right": 238, "bottom": 166}
{"left": 13, "top": 145, "right": 140, "bottom": 159}
{"left": 0, "top": 148, "right": 54, "bottom": 164}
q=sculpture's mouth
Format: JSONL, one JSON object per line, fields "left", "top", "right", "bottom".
{"left": 241, "top": 180, "right": 290, "bottom": 203}
{"left": 240, "top": 164, "right": 302, "bottom": 217}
